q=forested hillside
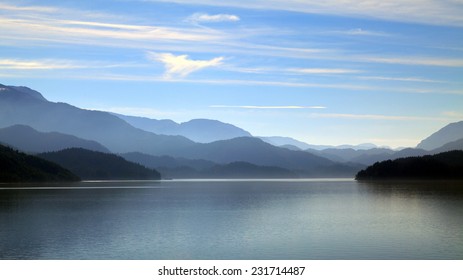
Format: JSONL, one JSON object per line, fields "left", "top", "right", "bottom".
{"left": 356, "top": 150, "right": 463, "bottom": 180}
{"left": 39, "top": 148, "right": 161, "bottom": 180}
{"left": 0, "top": 144, "right": 79, "bottom": 182}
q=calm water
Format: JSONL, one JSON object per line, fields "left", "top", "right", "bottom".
{"left": 0, "top": 179, "right": 462, "bottom": 259}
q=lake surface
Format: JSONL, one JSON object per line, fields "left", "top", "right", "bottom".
{"left": 1, "top": 179, "right": 462, "bottom": 259}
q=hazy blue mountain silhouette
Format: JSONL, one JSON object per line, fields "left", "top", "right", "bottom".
{"left": 306, "top": 147, "right": 433, "bottom": 166}
{"left": 1, "top": 84, "right": 362, "bottom": 177}
{"left": 121, "top": 152, "right": 216, "bottom": 170}
{"left": 124, "top": 137, "right": 343, "bottom": 172}
{"left": 174, "top": 137, "right": 333, "bottom": 169}
{"left": 121, "top": 152, "right": 297, "bottom": 178}
{"left": 121, "top": 152, "right": 315, "bottom": 179}
{"left": 203, "top": 161, "right": 296, "bottom": 179}
{"left": 115, "top": 114, "right": 252, "bottom": 143}
{"left": 279, "top": 144, "right": 302, "bottom": 151}
{"left": 306, "top": 116, "right": 463, "bottom": 165}
{"left": 432, "top": 138, "right": 463, "bottom": 154}
{"left": 259, "top": 136, "right": 313, "bottom": 150}
{"left": 8, "top": 86, "right": 47, "bottom": 101}
{"left": 417, "top": 121, "right": 463, "bottom": 150}
{"left": 0, "top": 144, "right": 79, "bottom": 182}
{"left": 0, "top": 125, "right": 110, "bottom": 153}
{"left": 0, "top": 84, "right": 195, "bottom": 154}
{"left": 259, "top": 136, "right": 379, "bottom": 151}
{"left": 166, "top": 137, "right": 362, "bottom": 176}
{"left": 39, "top": 148, "right": 160, "bottom": 180}
{"left": 306, "top": 148, "right": 393, "bottom": 164}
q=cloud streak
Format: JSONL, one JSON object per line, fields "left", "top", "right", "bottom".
{"left": 147, "top": 52, "right": 224, "bottom": 78}
{"left": 358, "top": 56, "right": 463, "bottom": 67}
{"left": 210, "top": 105, "right": 326, "bottom": 109}
{"left": 343, "top": 28, "right": 390, "bottom": 37}
{"left": 0, "top": 18, "right": 221, "bottom": 43}
{"left": 2, "top": 2, "right": 461, "bottom": 70}
{"left": 23, "top": 71, "right": 462, "bottom": 96}
{"left": 357, "top": 76, "right": 444, "bottom": 83}
{"left": 0, "top": 2, "right": 57, "bottom": 13}
{"left": 0, "top": 58, "right": 91, "bottom": 70}
{"left": 0, "top": 58, "right": 142, "bottom": 71}
{"left": 287, "top": 68, "right": 360, "bottom": 74}
{"left": 0, "top": 3, "right": 225, "bottom": 50}
{"left": 149, "top": 0, "right": 463, "bottom": 27}
{"left": 186, "top": 13, "right": 240, "bottom": 23}
{"left": 310, "top": 113, "right": 452, "bottom": 121}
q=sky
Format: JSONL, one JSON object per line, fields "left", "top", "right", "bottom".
{"left": 1, "top": 0, "right": 463, "bottom": 148}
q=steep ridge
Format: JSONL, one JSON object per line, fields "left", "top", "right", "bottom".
{"left": 0, "top": 125, "right": 110, "bottom": 153}
{"left": 417, "top": 121, "right": 463, "bottom": 150}
{"left": 0, "top": 84, "right": 196, "bottom": 154}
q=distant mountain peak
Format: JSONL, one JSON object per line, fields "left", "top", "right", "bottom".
{"left": 417, "top": 121, "right": 463, "bottom": 150}
{"left": 10, "top": 86, "right": 47, "bottom": 101}
{"left": 0, "top": 84, "right": 47, "bottom": 102}
{"left": 115, "top": 114, "right": 252, "bottom": 143}
{"left": 259, "top": 136, "right": 381, "bottom": 151}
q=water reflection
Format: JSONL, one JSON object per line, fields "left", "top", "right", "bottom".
{"left": 357, "top": 180, "right": 463, "bottom": 197}
{"left": 1, "top": 180, "right": 462, "bottom": 259}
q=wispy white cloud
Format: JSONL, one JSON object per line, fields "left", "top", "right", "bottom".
{"left": 88, "top": 106, "right": 183, "bottom": 119}
{"left": 0, "top": 2, "right": 225, "bottom": 50}
{"left": 287, "top": 68, "right": 360, "bottom": 74}
{"left": 0, "top": 2, "right": 57, "bottom": 13}
{"left": 0, "top": 18, "right": 221, "bottom": 44}
{"left": 3, "top": 2, "right": 461, "bottom": 70}
{"left": 209, "top": 105, "right": 326, "bottom": 109}
{"left": 147, "top": 52, "right": 224, "bottom": 78}
{"left": 221, "top": 65, "right": 360, "bottom": 76}
{"left": 309, "top": 113, "right": 452, "bottom": 121}
{"left": 366, "top": 138, "right": 422, "bottom": 147}
{"left": 357, "top": 76, "right": 444, "bottom": 83}
{"left": 0, "top": 58, "right": 143, "bottom": 70}
{"left": 0, "top": 58, "right": 86, "bottom": 70}
{"left": 442, "top": 111, "right": 463, "bottom": 119}
{"left": 343, "top": 28, "right": 390, "bottom": 37}
{"left": 176, "top": 78, "right": 374, "bottom": 90}
{"left": 325, "top": 28, "right": 392, "bottom": 37}
{"left": 32, "top": 72, "right": 463, "bottom": 96}
{"left": 186, "top": 13, "right": 240, "bottom": 23}
{"left": 359, "top": 56, "right": 463, "bottom": 67}
{"left": 149, "top": 0, "right": 463, "bottom": 27}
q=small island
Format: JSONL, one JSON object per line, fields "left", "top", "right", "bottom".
{"left": 355, "top": 150, "right": 463, "bottom": 180}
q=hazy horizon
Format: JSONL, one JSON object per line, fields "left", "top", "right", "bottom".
{"left": 1, "top": 0, "right": 463, "bottom": 148}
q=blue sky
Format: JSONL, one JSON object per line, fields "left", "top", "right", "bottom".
{"left": 1, "top": 0, "right": 463, "bottom": 148}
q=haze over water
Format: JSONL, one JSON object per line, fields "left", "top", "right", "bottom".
{"left": 1, "top": 179, "right": 462, "bottom": 260}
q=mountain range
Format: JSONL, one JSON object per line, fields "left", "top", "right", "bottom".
{"left": 0, "top": 83, "right": 195, "bottom": 155}
{"left": 0, "top": 83, "right": 360, "bottom": 177}
{"left": 116, "top": 114, "right": 252, "bottom": 143}
{"left": 0, "top": 124, "right": 110, "bottom": 153}
{"left": 1, "top": 83, "right": 463, "bottom": 179}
